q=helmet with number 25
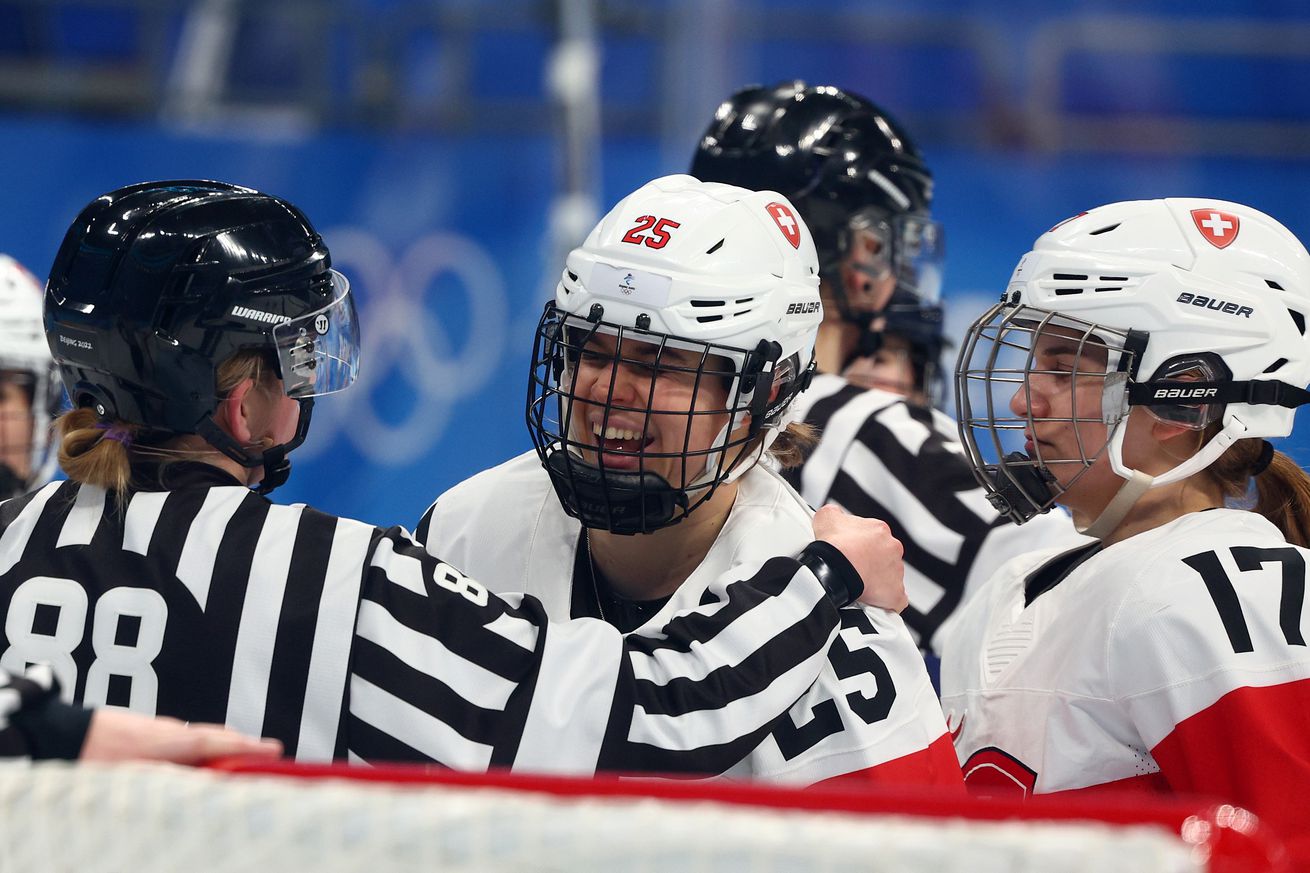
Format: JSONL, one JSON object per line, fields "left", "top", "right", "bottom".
{"left": 527, "top": 174, "right": 822, "bottom": 534}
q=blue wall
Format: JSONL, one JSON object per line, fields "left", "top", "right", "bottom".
{"left": 3, "top": 114, "right": 1309, "bottom": 527}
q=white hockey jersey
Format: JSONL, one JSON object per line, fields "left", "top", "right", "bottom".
{"left": 939, "top": 508, "right": 1310, "bottom": 856}
{"left": 419, "top": 451, "right": 961, "bottom": 788}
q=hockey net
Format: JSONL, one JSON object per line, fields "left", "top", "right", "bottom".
{"left": 0, "top": 758, "right": 1287, "bottom": 873}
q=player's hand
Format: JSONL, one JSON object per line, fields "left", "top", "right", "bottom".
{"left": 812, "top": 504, "right": 907, "bottom": 612}
{"left": 80, "top": 708, "right": 283, "bottom": 764}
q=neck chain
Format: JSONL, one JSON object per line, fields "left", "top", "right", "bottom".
{"left": 582, "top": 527, "right": 607, "bottom": 622}
{"left": 582, "top": 528, "right": 672, "bottom": 630}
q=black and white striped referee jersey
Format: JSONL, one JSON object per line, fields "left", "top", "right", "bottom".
{"left": 784, "top": 374, "right": 1088, "bottom": 655}
{"left": 0, "top": 463, "right": 852, "bottom": 772}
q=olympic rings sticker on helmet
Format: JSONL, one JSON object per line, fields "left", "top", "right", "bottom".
{"left": 273, "top": 270, "right": 360, "bottom": 399}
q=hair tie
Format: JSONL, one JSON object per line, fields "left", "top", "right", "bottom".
{"left": 1250, "top": 439, "right": 1275, "bottom": 476}
{"left": 94, "top": 421, "right": 134, "bottom": 448}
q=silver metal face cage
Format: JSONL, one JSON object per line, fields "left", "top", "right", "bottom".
{"left": 958, "top": 296, "right": 1310, "bottom": 526}
{"left": 955, "top": 300, "right": 1143, "bottom": 525}
{"left": 526, "top": 301, "right": 798, "bottom": 534}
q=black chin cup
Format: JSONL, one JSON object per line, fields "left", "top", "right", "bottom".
{"left": 255, "top": 444, "right": 293, "bottom": 496}
{"left": 988, "top": 451, "right": 1058, "bottom": 524}
{"left": 544, "top": 450, "right": 688, "bottom": 535}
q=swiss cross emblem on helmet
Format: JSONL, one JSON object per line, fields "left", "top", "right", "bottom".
{"left": 766, "top": 202, "right": 801, "bottom": 249}
{"left": 1191, "top": 208, "right": 1240, "bottom": 250}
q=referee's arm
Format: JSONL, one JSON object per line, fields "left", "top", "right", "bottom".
{"left": 348, "top": 528, "right": 857, "bottom": 774}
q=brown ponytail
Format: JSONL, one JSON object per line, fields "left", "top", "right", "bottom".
{"left": 1209, "top": 436, "right": 1310, "bottom": 547}
{"left": 766, "top": 421, "right": 819, "bottom": 470}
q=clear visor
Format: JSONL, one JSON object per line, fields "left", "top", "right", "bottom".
{"left": 893, "top": 214, "right": 945, "bottom": 306}
{"left": 273, "top": 270, "right": 360, "bottom": 399}
{"left": 842, "top": 210, "right": 945, "bottom": 311}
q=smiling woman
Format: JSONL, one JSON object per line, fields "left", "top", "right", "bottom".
{"left": 566, "top": 331, "right": 733, "bottom": 477}
{"left": 419, "top": 174, "right": 961, "bottom": 789}
{"left": 523, "top": 176, "right": 826, "bottom": 538}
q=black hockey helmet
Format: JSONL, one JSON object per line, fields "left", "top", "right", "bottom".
{"left": 690, "top": 81, "right": 943, "bottom": 326}
{"left": 45, "top": 180, "right": 359, "bottom": 492}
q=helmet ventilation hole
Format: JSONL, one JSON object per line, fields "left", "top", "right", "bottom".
{"left": 1290, "top": 309, "right": 1306, "bottom": 335}
{"left": 706, "top": 239, "right": 725, "bottom": 255}
{"left": 1088, "top": 223, "right": 1120, "bottom": 235}
{"left": 1264, "top": 357, "right": 1289, "bottom": 374}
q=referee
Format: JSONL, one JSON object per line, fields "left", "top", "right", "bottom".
{"left": 0, "top": 180, "right": 900, "bottom": 772}
{"left": 691, "top": 82, "right": 1085, "bottom": 658}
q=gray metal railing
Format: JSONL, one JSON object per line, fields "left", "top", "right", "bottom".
{"left": 0, "top": 0, "right": 1306, "bottom": 157}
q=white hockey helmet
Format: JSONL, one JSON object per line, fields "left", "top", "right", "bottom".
{"left": 0, "top": 254, "right": 61, "bottom": 497}
{"left": 527, "top": 174, "right": 822, "bottom": 534}
{"left": 956, "top": 199, "right": 1310, "bottom": 535}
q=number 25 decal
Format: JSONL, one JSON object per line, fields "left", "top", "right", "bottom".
{"left": 621, "top": 215, "right": 681, "bottom": 249}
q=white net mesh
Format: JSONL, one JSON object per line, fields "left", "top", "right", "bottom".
{"left": 0, "top": 761, "right": 1209, "bottom": 873}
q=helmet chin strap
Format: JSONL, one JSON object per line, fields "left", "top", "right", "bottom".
{"left": 707, "top": 401, "right": 792, "bottom": 487}
{"left": 195, "top": 398, "right": 314, "bottom": 496}
{"left": 700, "top": 353, "right": 802, "bottom": 487}
{"left": 1080, "top": 415, "right": 1249, "bottom": 540}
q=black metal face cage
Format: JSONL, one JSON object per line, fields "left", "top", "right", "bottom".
{"left": 955, "top": 300, "right": 1144, "bottom": 525}
{"left": 526, "top": 300, "right": 798, "bottom": 534}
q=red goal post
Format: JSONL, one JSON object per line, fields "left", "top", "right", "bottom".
{"left": 0, "top": 757, "right": 1289, "bottom": 873}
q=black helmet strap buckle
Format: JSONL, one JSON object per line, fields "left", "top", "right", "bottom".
{"left": 194, "top": 397, "right": 314, "bottom": 495}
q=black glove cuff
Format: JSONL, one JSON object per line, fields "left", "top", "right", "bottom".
{"left": 798, "top": 539, "right": 863, "bottom": 609}
{"left": 9, "top": 684, "right": 93, "bottom": 760}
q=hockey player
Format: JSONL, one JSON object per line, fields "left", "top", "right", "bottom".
{"left": 418, "top": 174, "right": 961, "bottom": 787}
{"left": 0, "top": 255, "right": 60, "bottom": 500}
{"left": 0, "top": 179, "right": 902, "bottom": 772}
{"left": 691, "top": 81, "right": 1085, "bottom": 659}
{"left": 942, "top": 198, "right": 1310, "bottom": 863}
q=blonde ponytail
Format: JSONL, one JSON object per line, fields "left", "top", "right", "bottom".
{"left": 56, "top": 408, "right": 138, "bottom": 494}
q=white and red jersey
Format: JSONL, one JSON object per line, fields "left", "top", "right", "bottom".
{"left": 939, "top": 508, "right": 1310, "bottom": 854}
{"left": 418, "top": 451, "right": 961, "bottom": 789}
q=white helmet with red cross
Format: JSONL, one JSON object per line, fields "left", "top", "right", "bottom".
{"left": 527, "top": 174, "right": 823, "bottom": 534}
{"left": 956, "top": 198, "right": 1310, "bottom": 535}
